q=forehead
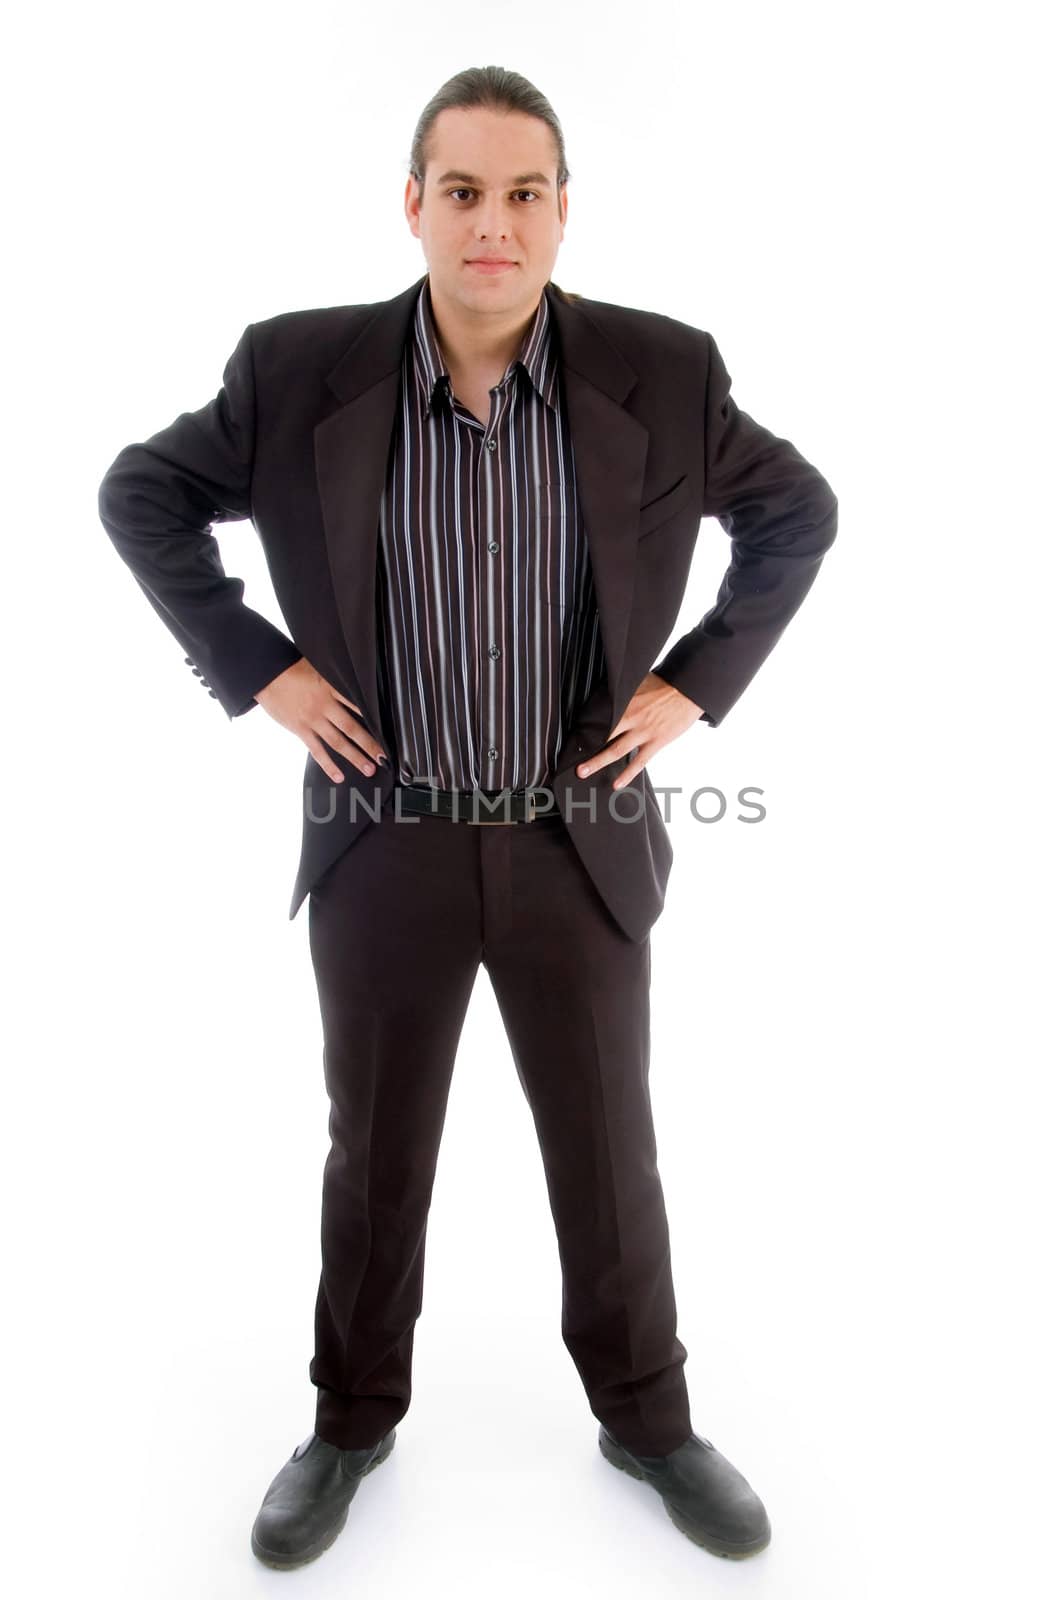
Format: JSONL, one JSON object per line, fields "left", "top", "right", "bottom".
{"left": 425, "top": 105, "right": 556, "bottom": 184}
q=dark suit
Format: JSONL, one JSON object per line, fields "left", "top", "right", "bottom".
{"left": 98, "top": 273, "right": 838, "bottom": 945}
{"left": 98, "top": 274, "right": 837, "bottom": 1455}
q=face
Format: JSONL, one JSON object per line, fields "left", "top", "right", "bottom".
{"left": 404, "top": 105, "right": 567, "bottom": 320}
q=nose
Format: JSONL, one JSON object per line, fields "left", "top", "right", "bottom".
{"left": 477, "top": 194, "right": 510, "bottom": 242}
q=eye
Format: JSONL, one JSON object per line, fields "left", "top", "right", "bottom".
{"left": 446, "top": 189, "right": 541, "bottom": 203}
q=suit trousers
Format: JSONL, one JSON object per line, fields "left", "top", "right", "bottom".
{"left": 305, "top": 786, "right": 693, "bottom": 1458}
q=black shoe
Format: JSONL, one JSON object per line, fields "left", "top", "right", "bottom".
{"left": 250, "top": 1428, "right": 396, "bottom": 1569}
{"left": 598, "top": 1425, "right": 771, "bottom": 1558}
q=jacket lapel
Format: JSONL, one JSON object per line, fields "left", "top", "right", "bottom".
{"left": 313, "top": 273, "right": 650, "bottom": 756}
{"left": 313, "top": 278, "right": 422, "bottom": 744}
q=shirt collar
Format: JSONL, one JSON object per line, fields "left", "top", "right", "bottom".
{"left": 411, "top": 275, "right": 559, "bottom": 418}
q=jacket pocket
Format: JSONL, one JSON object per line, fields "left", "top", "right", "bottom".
{"left": 637, "top": 473, "right": 691, "bottom": 538}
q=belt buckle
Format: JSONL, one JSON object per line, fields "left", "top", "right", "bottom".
{"left": 469, "top": 788, "right": 524, "bottom": 825}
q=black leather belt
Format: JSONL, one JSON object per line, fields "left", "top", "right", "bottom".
{"left": 393, "top": 784, "right": 559, "bottom": 824}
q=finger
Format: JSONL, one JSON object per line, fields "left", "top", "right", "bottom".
{"left": 325, "top": 707, "right": 389, "bottom": 766}
{"left": 306, "top": 733, "right": 344, "bottom": 784}
{"left": 577, "top": 734, "right": 642, "bottom": 780}
{"left": 613, "top": 755, "right": 646, "bottom": 789}
{"left": 316, "top": 721, "right": 377, "bottom": 777}
{"left": 577, "top": 743, "right": 621, "bottom": 778}
{"left": 614, "top": 742, "right": 656, "bottom": 788}
{"left": 331, "top": 688, "right": 364, "bottom": 715}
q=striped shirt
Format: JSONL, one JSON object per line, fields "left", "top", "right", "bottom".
{"left": 373, "top": 276, "right": 607, "bottom": 790}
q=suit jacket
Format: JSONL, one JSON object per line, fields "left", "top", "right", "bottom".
{"left": 97, "top": 272, "right": 838, "bottom": 944}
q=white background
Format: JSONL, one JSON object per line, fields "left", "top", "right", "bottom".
{"left": 3, "top": 2, "right": 1060, "bottom": 1596}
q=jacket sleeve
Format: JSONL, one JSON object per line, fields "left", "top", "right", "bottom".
{"left": 96, "top": 321, "right": 304, "bottom": 719}
{"left": 652, "top": 330, "right": 839, "bottom": 725}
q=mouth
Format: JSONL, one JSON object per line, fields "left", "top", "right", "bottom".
{"left": 465, "top": 259, "right": 517, "bottom": 274}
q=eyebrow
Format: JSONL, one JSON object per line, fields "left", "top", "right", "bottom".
{"left": 435, "top": 170, "right": 553, "bottom": 188}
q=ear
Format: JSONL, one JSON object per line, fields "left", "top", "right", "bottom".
{"left": 403, "top": 175, "right": 421, "bottom": 238}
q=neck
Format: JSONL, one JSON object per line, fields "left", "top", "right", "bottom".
{"left": 427, "top": 275, "right": 541, "bottom": 375}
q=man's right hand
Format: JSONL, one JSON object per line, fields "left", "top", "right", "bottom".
{"left": 253, "top": 658, "right": 390, "bottom": 783}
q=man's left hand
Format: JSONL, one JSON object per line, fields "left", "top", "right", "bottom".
{"left": 575, "top": 673, "right": 705, "bottom": 788}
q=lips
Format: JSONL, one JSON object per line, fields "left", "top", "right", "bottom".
{"left": 466, "top": 259, "right": 516, "bottom": 272}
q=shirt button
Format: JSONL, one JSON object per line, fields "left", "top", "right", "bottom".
{"left": 486, "top": 437, "right": 497, "bottom": 451}
{"left": 488, "top": 645, "right": 501, "bottom": 660}
{"left": 488, "top": 540, "right": 499, "bottom": 554}
{"left": 488, "top": 747, "right": 499, "bottom": 760}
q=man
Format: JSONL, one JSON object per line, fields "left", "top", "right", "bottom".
{"left": 98, "top": 66, "right": 837, "bottom": 1569}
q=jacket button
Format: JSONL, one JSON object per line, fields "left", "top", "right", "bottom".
{"left": 208, "top": 690, "right": 218, "bottom": 699}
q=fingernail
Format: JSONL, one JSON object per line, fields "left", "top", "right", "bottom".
{"left": 376, "top": 753, "right": 390, "bottom": 765}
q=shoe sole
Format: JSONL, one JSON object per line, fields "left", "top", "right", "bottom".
{"left": 598, "top": 1430, "right": 771, "bottom": 1559}
{"left": 250, "top": 1427, "right": 397, "bottom": 1570}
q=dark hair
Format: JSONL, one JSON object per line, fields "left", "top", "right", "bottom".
{"left": 409, "top": 65, "right": 571, "bottom": 219}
